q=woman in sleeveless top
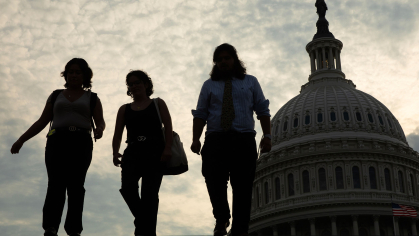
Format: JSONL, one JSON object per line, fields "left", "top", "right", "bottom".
{"left": 10, "top": 58, "right": 106, "bottom": 236}
{"left": 112, "top": 70, "right": 173, "bottom": 236}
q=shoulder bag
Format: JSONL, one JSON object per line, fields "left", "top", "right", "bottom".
{"left": 154, "top": 98, "right": 188, "bottom": 175}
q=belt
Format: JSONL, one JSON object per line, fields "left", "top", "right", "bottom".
{"left": 126, "top": 135, "right": 162, "bottom": 145}
{"left": 47, "top": 126, "right": 91, "bottom": 137}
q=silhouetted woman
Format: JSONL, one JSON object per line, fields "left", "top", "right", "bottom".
{"left": 10, "top": 58, "right": 105, "bottom": 236}
{"left": 112, "top": 70, "right": 173, "bottom": 236}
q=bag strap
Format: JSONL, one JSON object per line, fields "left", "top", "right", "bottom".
{"left": 48, "top": 89, "right": 64, "bottom": 133}
{"left": 153, "top": 98, "right": 165, "bottom": 140}
{"left": 90, "top": 92, "right": 97, "bottom": 131}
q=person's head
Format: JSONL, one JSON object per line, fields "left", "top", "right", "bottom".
{"left": 210, "top": 43, "right": 246, "bottom": 80}
{"left": 126, "top": 70, "right": 154, "bottom": 99}
{"left": 61, "top": 58, "right": 93, "bottom": 90}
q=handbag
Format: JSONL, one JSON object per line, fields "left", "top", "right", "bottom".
{"left": 153, "top": 98, "right": 188, "bottom": 175}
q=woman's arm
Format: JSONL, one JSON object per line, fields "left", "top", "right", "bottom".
{"left": 112, "top": 105, "right": 126, "bottom": 167}
{"left": 93, "top": 98, "right": 106, "bottom": 139}
{"left": 158, "top": 98, "right": 173, "bottom": 162}
{"left": 10, "top": 101, "right": 53, "bottom": 154}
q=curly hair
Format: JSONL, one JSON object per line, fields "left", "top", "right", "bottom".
{"left": 210, "top": 43, "right": 246, "bottom": 81}
{"left": 61, "top": 58, "right": 93, "bottom": 90}
{"left": 126, "top": 70, "right": 154, "bottom": 98}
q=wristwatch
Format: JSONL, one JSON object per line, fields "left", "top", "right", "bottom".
{"left": 263, "top": 134, "right": 272, "bottom": 140}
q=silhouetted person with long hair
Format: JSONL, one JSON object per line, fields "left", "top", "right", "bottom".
{"left": 112, "top": 70, "right": 173, "bottom": 236}
{"left": 191, "top": 43, "right": 272, "bottom": 236}
{"left": 10, "top": 58, "right": 106, "bottom": 236}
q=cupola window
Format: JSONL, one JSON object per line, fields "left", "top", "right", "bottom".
{"left": 283, "top": 121, "right": 288, "bottom": 131}
{"left": 275, "top": 123, "right": 280, "bottom": 135}
{"left": 303, "top": 170, "right": 310, "bottom": 193}
{"left": 330, "top": 111, "right": 336, "bottom": 121}
{"left": 352, "top": 166, "right": 361, "bottom": 188}
{"left": 367, "top": 113, "right": 374, "bottom": 123}
{"left": 275, "top": 177, "right": 281, "bottom": 200}
{"left": 305, "top": 115, "right": 310, "bottom": 125}
{"left": 411, "top": 174, "right": 415, "bottom": 196}
{"left": 398, "top": 171, "right": 404, "bottom": 193}
{"left": 317, "top": 113, "right": 323, "bottom": 123}
{"left": 293, "top": 118, "right": 299, "bottom": 128}
{"left": 264, "top": 182, "right": 269, "bottom": 204}
{"left": 288, "top": 173, "right": 295, "bottom": 196}
{"left": 384, "top": 168, "right": 392, "bottom": 191}
{"left": 356, "top": 112, "right": 362, "bottom": 121}
{"left": 319, "top": 168, "right": 327, "bottom": 190}
{"left": 335, "top": 166, "right": 344, "bottom": 189}
{"left": 369, "top": 167, "right": 377, "bottom": 189}
{"left": 378, "top": 115, "right": 384, "bottom": 125}
{"left": 343, "top": 111, "right": 350, "bottom": 121}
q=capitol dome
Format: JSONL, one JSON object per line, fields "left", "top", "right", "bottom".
{"left": 271, "top": 75, "right": 408, "bottom": 151}
{"left": 247, "top": 1, "right": 419, "bottom": 236}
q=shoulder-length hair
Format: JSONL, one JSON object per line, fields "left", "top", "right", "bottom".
{"left": 61, "top": 58, "right": 93, "bottom": 90}
{"left": 125, "top": 70, "right": 154, "bottom": 98}
{"left": 209, "top": 43, "right": 246, "bottom": 81}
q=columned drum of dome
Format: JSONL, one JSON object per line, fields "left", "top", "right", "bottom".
{"left": 306, "top": 38, "right": 345, "bottom": 81}
{"left": 247, "top": 1, "right": 419, "bottom": 236}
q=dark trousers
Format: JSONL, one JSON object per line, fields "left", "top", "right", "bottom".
{"left": 120, "top": 142, "right": 164, "bottom": 236}
{"left": 43, "top": 132, "right": 93, "bottom": 234}
{"left": 201, "top": 132, "right": 257, "bottom": 236}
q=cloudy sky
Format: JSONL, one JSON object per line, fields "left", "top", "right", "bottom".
{"left": 1, "top": 0, "right": 419, "bottom": 235}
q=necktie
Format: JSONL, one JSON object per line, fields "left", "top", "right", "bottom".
{"left": 221, "top": 79, "right": 235, "bottom": 131}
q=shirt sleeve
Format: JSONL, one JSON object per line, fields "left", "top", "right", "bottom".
{"left": 252, "top": 76, "right": 271, "bottom": 119}
{"left": 191, "top": 81, "right": 210, "bottom": 121}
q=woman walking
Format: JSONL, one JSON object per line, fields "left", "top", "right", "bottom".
{"left": 112, "top": 70, "right": 173, "bottom": 236}
{"left": 10, "top": 58, "right": 105, "bottom": 236}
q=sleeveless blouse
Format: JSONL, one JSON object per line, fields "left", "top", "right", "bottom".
{"left": 47, "top": 91, "right": 96, "bottom": 130}
{"left": 124, "top": 100, "right": 164, "bottom": 142}
{"left": 123, "top": 100, "right": 165, "bottom": 170}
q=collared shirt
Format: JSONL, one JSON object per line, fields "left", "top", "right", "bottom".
{"left": 192, "top": 74, "right": 270, "bottom": 136}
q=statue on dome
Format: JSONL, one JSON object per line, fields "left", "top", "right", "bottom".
{"left": 313, "top": 0, "right": 334, "bottom": 40}
{"left": 315, "top": 0, "right": 328, "bottom": 18}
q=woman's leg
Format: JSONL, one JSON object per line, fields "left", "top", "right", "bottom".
{"left": 63, "top": 134, "right": 93, "bottom": 235}
{"left": 43, "top": 137, "right": 67, "bottom": 232}
{"left": 120, "top": 162, "right": 143, "bottom": 235}
{"left": 141, "top": 172, "right": 163, "bottom": 236}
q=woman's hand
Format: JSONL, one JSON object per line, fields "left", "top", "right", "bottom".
{"left": 94, "top": 127, "right": 103, "bottom": 139}
{"left": 10, "top": 140, "right": 24, "bottom": 154}
{"left": 113, "top": 153, "right": 123, "bottom": 167}
{"left": 190, "top": 140, "right": 201, "bottom": 155}
{"left": 160, "top": 147, "right": 172, "bottom": 162}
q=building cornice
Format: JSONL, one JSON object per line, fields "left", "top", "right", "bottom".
{"left": 256, "top": 138, "right": 418, "bottom": 175}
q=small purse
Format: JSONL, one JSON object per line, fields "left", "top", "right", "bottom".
{"left": 153, "top": 98, "right": 188, "bottom": 175}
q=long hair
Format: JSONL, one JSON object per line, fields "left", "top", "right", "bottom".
{"left": 61, "top": 58, "right": 93, "bottom": 90}
{"left": 125, "top": 70, "right": 154, "bottom": 98}
{"left": 210, "top": 43, "right": 246, "bottom": 81}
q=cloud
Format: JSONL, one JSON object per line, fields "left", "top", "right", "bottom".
{"left": 407, "top": 128, "right": 419, "bottom": 152}
{"left": 1, "top": 0, "right": 419, "bottom": 235}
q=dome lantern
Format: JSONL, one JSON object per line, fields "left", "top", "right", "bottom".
{"left": 306, "top": 0, "right": 345, "bottom": 81}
